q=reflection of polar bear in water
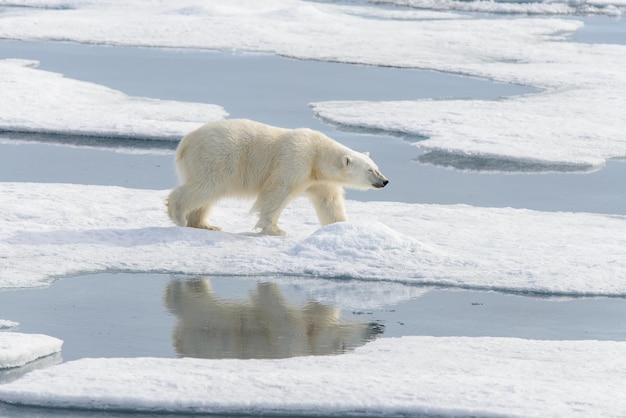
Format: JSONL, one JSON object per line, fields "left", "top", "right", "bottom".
{"left": 164, "top": 279, "right": 384, "bottom": 359}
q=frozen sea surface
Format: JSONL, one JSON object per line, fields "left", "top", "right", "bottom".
{"left": 1, "top": 1, "right": 625, "bottom": 171}
{"left": 0, "top": 41, "right": 624, "bottom": 214}
{"left": 1, "top": 1, "right": 626, "bottom": 416}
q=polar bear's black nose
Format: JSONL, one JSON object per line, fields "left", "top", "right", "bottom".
{"left": 374, "top": 179, "right": 389, "bottom": 188}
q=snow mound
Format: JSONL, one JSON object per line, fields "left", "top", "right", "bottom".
{"left": 0, "top": 337, "right": 624, "bottom": 416}
{"left": 0, "top": 333, "right": 63, "bottom": 369}
{"left": 288, "top": 221, "right": 441, "bottom": 279}
{"left": 290, "top": 221, "right": 418, "bottom": 256}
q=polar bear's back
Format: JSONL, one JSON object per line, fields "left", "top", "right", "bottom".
{"left": 174, "top": 119, "right": 321, "bottom": 194}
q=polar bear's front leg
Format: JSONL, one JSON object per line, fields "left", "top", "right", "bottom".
{"left": 306, "top": 184, "right": 347, "bottom": 226}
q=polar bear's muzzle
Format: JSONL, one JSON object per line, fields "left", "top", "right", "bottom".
{"left": 373, "top": 179, "right": 389, "bottom": 188}
{"left": 371, "top": 170, "right": 389, "bottom": 188}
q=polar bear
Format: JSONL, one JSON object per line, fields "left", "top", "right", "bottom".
{"left": 167, "top": 119, "right": 388, "bottom": 235}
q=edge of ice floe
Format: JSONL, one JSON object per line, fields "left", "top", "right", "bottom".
{"left": 375, "top": 0, "right": 625, "bottom": 16}
{"left": 0, "top": 58, "right": 227, "bottom": 142}
{"left": 0, "top": 332, "right": 63, "bottom": 370}
{"left": 0, "top": 336, "right": 625, "bottom": 416}
{"left": 313, "top": 114, "right": 604, "bottom": 174}
{"left": 1, "top": 183, "right": 625, "bottom": 299}
{"left": 0, "top": 320, "right": 19, "bottom": 330}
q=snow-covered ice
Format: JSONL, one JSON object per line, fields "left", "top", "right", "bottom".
{"left": 1, "top": 182, "right": 624, "bottom": 297}
{"left": 0, "top": 1, "right": 625, "bottom": 170}
{"left": 311, "top": 80, "right": 626, "bottom": 172}
{"left": 375, "top": 0, "right": 626, "bottom": 16}
{"left": 0, "top": 317, "right": 60, "bottom": 376}
{"left": 0, "top": 332, "right": 62, "bottom": 369}
{"left": 0, "top": 336, "right": 625, "bottom": 417}
{"left": 0, "top": 59, "right": 226, "bottom": 140}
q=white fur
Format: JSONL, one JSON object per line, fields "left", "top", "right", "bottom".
{"left": 167, "top": 119, "right": 388, "bottom": 235}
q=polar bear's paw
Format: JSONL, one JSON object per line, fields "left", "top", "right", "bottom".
{"left": 256, "top": 225, "right": 287, "bottom": 237}
{"left": 263, "top": 227, "right": 286, "bottom": 236}
{"left": 198, "top": 223, "right": 222, "bottom": 231}
{"left": 260, "top": 225, "right": 287, "bottom": 236}
{"left": 187, "top": 220, "right": 221, "bottom": 231}
{"left": 254, "top": 219, "right": 286, "bottom": 236}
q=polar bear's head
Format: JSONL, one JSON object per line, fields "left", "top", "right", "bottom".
{"left": 341, "top": 151, "right": 389, "bottom": 190}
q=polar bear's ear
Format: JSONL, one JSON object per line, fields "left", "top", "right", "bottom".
{"left": 343, "top": 155, "right": 353, "bottom": 167}
{"left": 363, "top": 151, "right": 370, "bottom": 157}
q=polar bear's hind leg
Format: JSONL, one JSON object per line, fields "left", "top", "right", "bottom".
{"left": 167, "top": 184, "right": 221, "bottom": 230}
{"left": 187, "top": 205, "right": 220, "bottom": 230}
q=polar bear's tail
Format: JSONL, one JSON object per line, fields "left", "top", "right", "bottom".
{"left": 174, "top": 148, "right": 190, "bottom": 184}
{"left": 166, "top": 186, "right": 189, "bottom": 227}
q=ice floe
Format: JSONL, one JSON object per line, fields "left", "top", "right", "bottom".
{"left": 0, "top": 1, "right": 625, "bottom": 171}
{"left": 0, "top": 332, "right": 62, "bottom": 369}
{"left": 375, "top": 0, "right": 626, "bottom": 16}
{"left": 0, "top": 320, "right": 19, "bottom": 330}
{"left": 0, "top": 59, "right": 226, "bottom": 140}
{"left": 0, "top": 336, "right": 624, "bottom": 416}
{"left": 311, "top": 80, "right": 626, "bottom": 172}
{"left": 1, "top": 182, "right": 624, "bottom": 297}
